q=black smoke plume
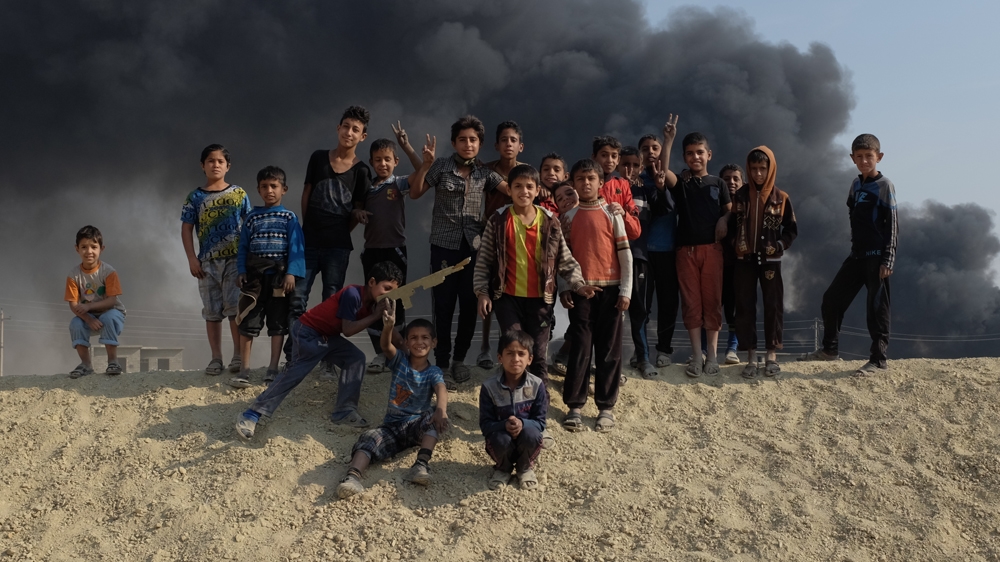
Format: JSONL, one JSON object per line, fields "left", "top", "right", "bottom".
{"left": 1, "top": 1, "right": 997, "bottom": 375}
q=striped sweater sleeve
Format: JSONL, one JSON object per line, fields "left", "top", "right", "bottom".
{"left": 612, "top": 214, "right": 633, "bottom": 297}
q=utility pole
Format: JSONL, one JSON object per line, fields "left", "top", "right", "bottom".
{"left": 1, "top": 308, "right": 5, "bottom": 377}
{"left": 813, "top": 318, "right": 819, "bottom": 351}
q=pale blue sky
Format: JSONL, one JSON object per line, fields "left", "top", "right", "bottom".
{"left": 641, "top": 0, "right": 1000, "bottom": 216}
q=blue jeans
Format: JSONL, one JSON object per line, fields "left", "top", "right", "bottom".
{"left": 252, "top": 320, "right": 366, "bottom": 420}
{"left": 70, "top": 309, "right": 125, "bottom": 348}
{"left": 290, "top": 247, "right": 351, "bottom": 320}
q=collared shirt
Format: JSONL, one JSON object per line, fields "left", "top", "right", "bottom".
{"left": 425, "top": 156, "right": 504, "bottom": 250}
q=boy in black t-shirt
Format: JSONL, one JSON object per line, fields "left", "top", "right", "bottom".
{"left": 658, "top": 115, "right": 731, "bottom": 377}
{"left": 288, "top": 106, "right": 373, "bottom": 367}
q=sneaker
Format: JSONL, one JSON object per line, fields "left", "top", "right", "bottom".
{"left": 639, "top": 361, "right": 658, "bottom": 379}
{"left": 655, "top": 352, "right": 671, "bottom": 368}
{"left": 541, "top": 429, "right": 555, "bottom": 450}
{"left": 366, "top": 354, "right": 386, "bottom": 374}
{"left": 105, "top": 360, "right": 123, "bottom": 376}
{"left": 235, "top": 411, "right": 258, "bottom": 440}
{"left": 853, "top": 361, "right": 887, "bottom": 377}
{"left": 798, "top": 349, "right": 839, "bottom": 362}
{"left": 337, "top": 475, "right": 364, "bottom": 499}
{"left": 451, "top": 361, "right": 471, "bottom": 383}
{"left": 403, "top": 463, "right": 431, "bottom": 486}
{"left": 319, "top": 362, "right": 340, "bottom": 381}
{"left": 724, "top": 349, "right": 740, "bottom": 365}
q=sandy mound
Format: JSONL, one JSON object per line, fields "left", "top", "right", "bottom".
{"left": 1, "top": 358, "right": 1000, "bottom": 561}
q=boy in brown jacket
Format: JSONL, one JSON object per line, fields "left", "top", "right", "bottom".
{"left": 730, "top": 146, "right": 797, "bottom": 378}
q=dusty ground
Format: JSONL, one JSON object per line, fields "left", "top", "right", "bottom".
{"left": 1, "top": 357, "right": 1000, "bottom": 561}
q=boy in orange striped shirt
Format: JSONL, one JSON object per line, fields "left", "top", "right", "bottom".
{"left": 474, "top": 164, "right": 597, "bottom": 385}
{"left": 558, "top": 159, "right": 633, "bottom": 433}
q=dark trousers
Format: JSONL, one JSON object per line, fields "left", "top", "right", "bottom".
{"left": 563, "top": 286, "right": 623, "bottom": 411}
{"left": 361, "top": 246, "right": 407, "bottom": 353}
{"left": 628, "top": 259, "right": 654, "bottom": 363}
{"left": 723, "top": 250, "right": 737, "bottom": 331}
{"left": 821, "top": 257, "right": 891, "bottom": 366}
{"left": 485, "top": 425, "right": 543, "bottom": 472}
{"left": 430, "top": 240, "right": 478, "bottom": 368}
{"left": 734, "top": 259, "right": 784, "bottom": 351}
{"left": 648, "top": 251, "right": 680, "bottom": 354}
{"left": 493, "top": 295, "right": 552, "bottom": 385}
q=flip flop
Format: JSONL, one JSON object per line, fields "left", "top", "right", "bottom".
{"left": 595, "top": 410, "right": 616, "bottom": 433}
{"left": 562, "top": 412, "right": 585, "bottom": 432}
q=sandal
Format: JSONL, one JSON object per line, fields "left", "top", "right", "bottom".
{"left": 263, "top": 368, "right": 280, "bottom": 383}
{"left": 685, "top": 361, "right": 703, "bottom": 378}
{"left": 105, "top": 361, "right": 123, "bottom": 376}
{"left": 228, "top": 375, "right": 251, "bottom": 389}
{"left": 205, "top": 358, "right": 225, "bottom": 376}
{"left": 488, "top": 469, "right": 511, "bottom": 490}
{"left": 562, "top": 412, "right": 585, "bottom": 432}
{"left": 69, "top": 363, "right": 94, "bottom": 379}
{"left": 331, "top": 410, "right": 370, "bottom": 428}
{"left": 541, "top": 429, "right": 555, "bottom": 450}
{"left": 228, "top": 356, "right": 242, "bottom": 373}
{"left": 704, "top": 360, "right": 720, "bottom": 376}
{"left": 741, "top": 362, "right": 758, "bottom": 379}
{"left": 476, "top": 350, "right": 494, "bottom": 370}
{"left": 518, "top": 468, "right": 538, "bottom": 490}
{"left": 595, "top": 410, "right": 616, "bottom": 433}
{"left": 551, "top": 357, "right": 568, "bottom": 376}
{"left": 451, "top": 361, "right": 471, "bottom": 383}
{"left": 764, "top": 360, "right": 781, "bottom": 378}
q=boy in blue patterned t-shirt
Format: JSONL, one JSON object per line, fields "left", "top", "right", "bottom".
{"left": 181, "top": 144, "right": 252, "bottom": 376}
{"left": 337, "top": 304, "right": 450, "bottom": 499}
{"left": 228, "top": 166, "right": 306, "bottom": 388}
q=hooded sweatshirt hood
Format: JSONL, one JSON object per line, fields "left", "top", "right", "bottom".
{"left": 747, "top": 145, "right": 777, "bottom": 201}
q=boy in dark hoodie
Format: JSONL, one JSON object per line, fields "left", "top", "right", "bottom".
{"left": 730, "top": 146, "right": 797, "bottom": 378}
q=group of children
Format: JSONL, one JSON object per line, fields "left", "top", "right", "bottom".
{"left": 63, "top": 105, "right": 897, "bottom": 495}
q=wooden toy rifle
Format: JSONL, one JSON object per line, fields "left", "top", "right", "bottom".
{"left": 376, "top": 257, "right": 471, "bottom": 309}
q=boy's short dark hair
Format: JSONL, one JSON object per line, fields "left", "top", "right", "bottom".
{"left": 620, "top": 146, "right": 640, "bottom": 158}
{"left": 719, "top": 164, "right": 746, "bottom": 183}
{"left": 681, "top": 132, "right": 711, "bottom": 151}
{"left": 592, "top": 135, "right": 622, "bottom": 156}
{"left": 637, "top": 134, "right": 660, "bottom": 149}
{"left": 340, "top": 105, "right": 371, "bottom": 133}
{"left": 852, "top": 133, "right": 881, "bottom": 153}
{"left": 540, "top": 152, "right": 565, "bottom": 168}
{"left": 256, "top": 165, "right": 287, "bottom": 187}
{"left": 369, "top": 261, "right": 405, "bottom": 285}
{"left": 570, "top": 158, "right": 605, "bottom": 183}
{"left": 369, "top": 138, "right": 399, "bottom": 158}
{"left": 507, "top": 164, "right": 540, "bottom": 186}
{"left": 451, "top": 115, "right": 486, "bottom": 144}
{"left": 404, "top": 318, "right": 437, "bottom": 339}
{"left": 499, "top": 329, "right": 534, "bottom": 355}
{"left": 200, "top": 144, "right": 230, "bottom": 164}
{"left": 747, "top": 150, "right": 770, "bottom": 165}
{"left": 75, "top": 225, "right": 103, "bottom": 247}
{"left": 495, "top": 121, "right": 522, "bottom": 143}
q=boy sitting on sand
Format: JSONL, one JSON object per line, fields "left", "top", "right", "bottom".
{"left": 479, "top": 329, "right": 548, "bottom": 490}
{"left": 66, "top": 225, "right": 127, "bottom": 378}
{"left": 337, "top": 304, "right": 449, "bottom": 498}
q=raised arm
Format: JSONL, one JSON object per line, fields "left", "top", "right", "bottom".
{"left": 392, "top": 121, "right": 424, "bottom": 171}
{"left": 380, "top": 300, "right": 398, "bottom": 360}
{"left": 660, "top": 114, "right": 680, "bottom": 190}
{"left": 408, "top": 135, "right": 437, "bottom": 199}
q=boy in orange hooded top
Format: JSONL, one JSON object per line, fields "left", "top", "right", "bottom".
{"left": 730, "top": 146, "right": 797, "bottom": 378}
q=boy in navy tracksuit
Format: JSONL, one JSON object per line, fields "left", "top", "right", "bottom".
{"left": 800, "top": 134, "right": 897, "bottom": 376}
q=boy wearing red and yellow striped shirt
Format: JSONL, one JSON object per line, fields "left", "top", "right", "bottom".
{"left": 474, "top": 164, "right": 598, "bottom": 385}
{"left": 558, "top": 159, "right": 633, "bottom": 433}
